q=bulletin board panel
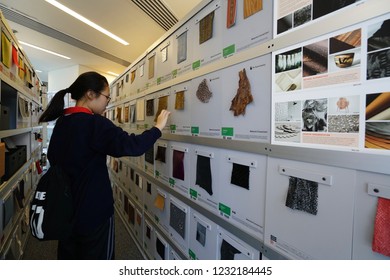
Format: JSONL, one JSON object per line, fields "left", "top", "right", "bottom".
{"left": 264, "top": 157, "right": 356, "bottom": 259}
{"left": 271, "top": 13, "right": 390, "bottom": 155}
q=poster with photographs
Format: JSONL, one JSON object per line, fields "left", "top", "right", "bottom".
{"left": 274, "top": 0, "right": 362, "bottom": 36}
{"left": 272, "top": 14, "right": 390, "bottom": 153}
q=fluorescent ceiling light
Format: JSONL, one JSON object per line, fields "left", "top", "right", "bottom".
{"left": 45, "top": 0, "right": 129, "bottom": 46}
{"left": 35, "top": 70, "right": 43, "bottom": 73}
{"left": 19, "top": 41, "right": 71, "bottom": 59}
{"left": 108, "top": 71, "right": 119, "bottom": 76}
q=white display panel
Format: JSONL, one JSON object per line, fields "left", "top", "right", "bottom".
{"left": 353, "top": 171, "right": 390, "bottom": 260}
{"left": 220, "top": 54, "right": 271, "bottom": 142}
{"left": 143, "top": 219, "right": 155, "bottom": 259}
{"left": 271, "top": 13, "right": 390, "bottom": 153}
{"left": 189, "top": 145, "right": 220, "bottom": 213}
{"left": 264, "top": 157, "right": 356, "bottom": 259}
{"left": 217, "top": 227, "right": 260, "bottom": 260}
{"left": 190, "top": 1, "right": 224, "bottom": 69}
{"left": 190, "top": 71, "right": 223, "bottom": 138}
{"left": 221, "top": 0, "right": 273, "bottom": 56}
{"left": 189, "top": 210, "right": 218, "bottom": 260}
{"left": 217, "top": 149, "right": 267, "bottom": 239}
{"left": 168, "top": 81, "right": 192, "bottom": 136}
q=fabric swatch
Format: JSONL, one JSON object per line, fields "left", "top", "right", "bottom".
{"left": 146, "top": 182, "right": 152, "bottom": 194}
{"left": 154, "top": 193, "right": 165, "bottom": 211}
{"left": 170, "top": 203, "right": 186, "bottom": 238}
{"left": 196, "top": 155, "right": 213, "bottom": 195}
{"left": 12, "top": 44, "right": 18, "bottom": 65}
{"left": 155, "top": 146, "right": 166, "bottom": 163}
{"left": 124, "top": 106, "right": 130, "bottom": 123}
{"left": 177, "top": 31, "right": 187, "bottom": 64}
{"left": 130, "top": 168, "right": 135, "bottom": 181}
{"left": 148, "top": 55, "right": 155, "bottom": 79}
{"left": 372, "top": 197, "right": 390, "bottom": 257}
{"left": 285, "top": 176, "right": 318, "bottom": 215}
{"left": 136, "top": 211, "right": 142, "bottom": 226}
{"left": 243, "top": 0, "right": 263, "bottom": 19}
{"left": 227, "top": 0, "right": 237, "bottom": 28}
{"left": 199, "top": 11, "right": 214, "bottom": 44}
{"left": 230, "top": 68, "right": 253, "bottom": 116}
{"left": 146, "top": 99, "right": 154, "bottom": 116}
{"left": 156, "top": 237, "right": 165, "bottom": 259}
{"left": 196, "top": 79, "right": 213, "bottom": 103}
{"left": 154, "top": 95, "right": 168, "bottom": 122}
{"left": 18, "top": 57, "right": 25, "bottom": 80}
{"left": 172, "top": 150, "right": 185, "bottom": 181}
{"left": 1, "top": 31, "right": 11, "bottom": 68}
{"left": 136, "top": 99, "right": 145, "bottom": 121}
{"left": 144, "top": 147, "right": 154, "bottom": 165}
{"left": 131, "top": 70, "right": 136, "bottom": 83}
{"left": 220, "top": 239, "right": 241, "bottom": 260}
{"left": 175, "top": 91, "right": 185, "bottom": 110}
{"left": 196, "top": 222, "right": 207, "bottom": 247}
{"left": 128, "top": 202, "right": 135, "bottom": 225}
{"left": 146, "top": 224, "right": 151, "bottom": 239}
{"left": 230, "top": 163, "right": 250, "bottom": 190}
{"left": 130, "top": 105, "right": 136, "bottom": 123}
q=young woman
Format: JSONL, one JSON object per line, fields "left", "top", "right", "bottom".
{"left": 39, "top": 71, "right": 170, "bottom": 259}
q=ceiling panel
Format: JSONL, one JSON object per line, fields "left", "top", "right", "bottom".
{"left": 0, "top": 0, "right": 203, "bottom": 83}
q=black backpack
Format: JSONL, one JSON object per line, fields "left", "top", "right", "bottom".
{"left": 30, "top": 165, "right": 73, "bottom": 241}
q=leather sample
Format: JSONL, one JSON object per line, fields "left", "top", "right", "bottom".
{"left": 172, "top": 150, "right": 185, "bottom": 181}
{"left": 154, "top": 95, "right": 168, "bottom": 122}
{"left": 230, "top": 163, "right": 250, "bottom": 190}
{"left": 199, "top": 11, "right": 214, "bottom": 44}
{"left": 196, "top": 79, "right": 213, "bottom": 103}
{"left": 155, "top": 145, "right": 167, "bottom": 163}
{"left": 175, "top": 90, "right": 185, "bottom": 110}
{"left": 226, "top": 0, "right": 237, "bottom": 28}
{"left": 131, "top": 70, "right": 136, "bottom": 83}
{"left": 372, "top": 197, "right": 390, "bottom": 257}
{"left": 285, "top": 177, "right": 318, "bottom": 215}
{"left": 196, "top": 155, "right": 213, "bottom": 195}
{"left": 243, "top": 0, "right": 263, "bottom": 19}
{"left": 230, "top": 68, "right": 253, "bottom": 116}
{"left": 220, "top": 239, "right": 241, "bottom": 260}
{"left": 170, "top": 203, "right": 186, "bottom": 238}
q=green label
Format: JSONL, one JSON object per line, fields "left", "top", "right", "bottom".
{"left": 145, "top": 124, "right": 149, "bottom": 129}
{"left": 223, "top": 44, "right": 236, "bottom": 58}
{"left": 170, "top": 124, "right": 177, "bottom": 132}
{"left": 219, "top": 203, "right": 231, "bottom": 216}
{"left": 169, "top": 178, "right": 175, "bottom": 186}
{"left": 192, "top": 60, "right": 201, "bottom": 70}
{"left": 190, "top": 188, "right": 198, "bottom": 199}
{"left": 189, "top": 249, "right": 196, "bottom": 260}
{"left": 155, "top": 170, "right": 160, "bottom": 177}
{"left": 154, "top": 215, "right": 159, "bottom": 223}
{"left": 191, "top": 126, "right": 199, "bottom": 135}
{"left": 172, "top": 69, "right": 178, "bottom": 78}
{"left": 221, "top": 127, "right": 234, "bottom": 137}
{"left": 157, "top": 77, "right": 162, "bottom": 85}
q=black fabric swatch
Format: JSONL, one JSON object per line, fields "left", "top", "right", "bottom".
{"left": 220, "top": 239, "right": 241, "bottom": 260}
{"left": 196, "top": 155, "right": 213, "bottom": 195}
{"left": 145, "top": 147, "right": 154, "bottom": 164}
{"left": 156, "top": 237, "right": 165, "bottom": 259}
{"left": 155, "top": 146, "right": 166, "bottom": 163}
{"left": 230, "top": 163, "right": 250, "bottom": 189}
{"left": 172, "top": 150, "right": 185, "bottom": 181}
{"left": 285, "top": 176, "right": 318, "bottom": 215}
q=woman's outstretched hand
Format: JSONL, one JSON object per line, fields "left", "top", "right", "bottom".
{"left": 155, "top": 109, "right": 171, "bottom": 131}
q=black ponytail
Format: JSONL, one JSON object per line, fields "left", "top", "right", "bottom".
{"left": 39, "top": 89, "right": 68, "bottom": 123}
{"left": 39, "top": 71, "right": 108, "bottom": 123}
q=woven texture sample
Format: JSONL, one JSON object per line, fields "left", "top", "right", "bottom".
{"left": 196, "top": 155, "right": 213, "bottom": 195}
{"left": 230, "top": 163, "right": 250, "bottom": 190}
{"left": 285, "top": 177, "right": 318, "bottom": 215}
{"left": 196, "top": 79, "right": 213, "bottom": 103}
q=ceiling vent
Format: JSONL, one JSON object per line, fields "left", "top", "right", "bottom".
{"left": 131, "top": 0, "right": 178, "bottom": 31}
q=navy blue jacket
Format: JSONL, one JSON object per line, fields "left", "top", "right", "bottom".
{"left": 47, "top": 111, "right": 161, "bottom": 234}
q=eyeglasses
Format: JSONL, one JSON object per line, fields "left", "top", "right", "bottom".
{"left": 99, "top": 92, "right": 111, "bottom": 102}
